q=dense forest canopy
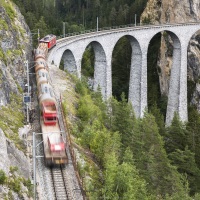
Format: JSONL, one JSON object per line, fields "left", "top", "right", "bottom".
{"left": 12, "top": 0, "right": 147, "bottom": 38}
{"left": 9, "top": 0, "right": 200, "bottom": 199}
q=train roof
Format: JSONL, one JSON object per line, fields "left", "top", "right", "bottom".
{"left": 39, "top": 34, "right": 56, "bottom": 43}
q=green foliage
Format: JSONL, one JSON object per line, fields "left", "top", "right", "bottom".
{"left": 194, "top": 193, "right": 200, "bottom": 200}
{"left": 9, "top": 178, "right": 21, "bottom": 193}
{"left": 187, "top": 80, "right": 196, "bottom": 102}
{"left": 116, "top": 148, "right": 149, "bottom": 200}
{"left": 0, "top": 48, "right": 6, "bottom": 62}
{"left": 0, "top": 170, "right": 6, "bottom": 184}
{"left": 169, "top": 146, "right": 200, "bottom": 195}
{"left": 10, "top": 166, "right": 18, "bottom": 174}
{"left": 96, "top": 149, "right": 150, "bottom": 199}
{"left": 142, "top": 16, "right": 152, "bottom": 24}
{"left": 75, "top": 79, "right": 88, "bottom": 96}
{"left": 149, "top": 102, "right": 166, "bottom": 135}
{"left": 110, "top": 93, "right": 136, "bottom": 149}
{"left": 68, "top": 24, "right": 85, "bottom": 33}
{"left": 147, "top": 33, "right": 162, "bottom": 113}
{"left": 134, "top": 113, "right": 186, "bottom": 197}
{"left": 74, "top": 79, "right": 151, "bottom": 199}
{"left": 11, "top": 0, "right": 200, "bottom": 197}
{"left": 163, "top": 113, "right": 200, "bottom": 195}
{"left": 12, "top": 0, "right": 148, "bottom": 41}
{"left": 165, "top": 113, "right": 188, "bottom": 153}
{"left": 74, "top": 78, "right": 194, "bottom": 198}
{"left": 32, "top": 16, "right": 49, "bottom": 46}
{"left": 187, "top": 106, "right": 200, "bottom": 167}
{"left": 0, "top": 166, "right": 33, "bottom": 197}
{"left": 22, "top": 178, "right": 33, "bottom": 197}
{"left": 5, "top": 49, "right": 22, "bottom": 61}
{"left": 59, "top": 59, "right": 64, "bottom": 70}
{"left": 81, "top": 46, "right": 94, "bottom": 78}
{"left": 1, "top": 0, "right": 16, "bottom": 20}
{"left": 0, "top": 18, "right": 8, "bottom": 30}
{"left": 112, "top": 37, "right": 131, "bottom": 100}
{"left": 0, "top": 93, "right": 25, "bottom": 151}
{"left": 77, "top": 95, "right": 102, "bottom": 123}
{"left": 7, "top": 190, "right": 14, "bottom": 200}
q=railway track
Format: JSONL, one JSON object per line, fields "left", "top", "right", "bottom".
{"left": 46, "top": 65, "right": 84, "bottom": 200}
{"left": 51, "top": 165, "right": 70, "bottom": 200}
{"left": 28, "top": 44, "right": 84, "bottom": 199}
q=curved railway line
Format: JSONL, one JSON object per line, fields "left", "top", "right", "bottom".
{"left": 32, "top": 69, "right": 84, "bottom": 200}
{"left": 28, "top": 35, "right": 85, "bottom": 200}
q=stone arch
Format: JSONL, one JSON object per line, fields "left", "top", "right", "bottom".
{"left": 81, "top": 41, "right": 107, "bottom": 97}
{"left": 128, "top": 35, "right": 143, "bottom": 117}
{"left": 148, "top": 30, "right": 182, "bottom": 125}
{"left": 164, "top": 31, "right": 181, "bottom": 125}
{"left": 111, "top": 35, "right": 142, "bottom": 117}
{"left": 61, "top": 49, "right": 77, "bottom": 74}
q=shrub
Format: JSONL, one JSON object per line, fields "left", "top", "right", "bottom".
{"left": 0, "top": 169, "right": 6, "bottom": 184}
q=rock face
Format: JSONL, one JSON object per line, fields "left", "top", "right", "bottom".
{"left": 0, "top": 1, "right": 32, "bottom": 199}
{"left": 141, "top": 0, "right": 200, "bottom": 23}
{"left": 0, "top": 129, "right": 10, "bottom": 174}
{"left": 0, "top": 1, "right": 32, "bottom": 106}
{"left": 0, "top": 128, "right": 30, "bottom": 178}
{"left": 141, "top": 0, "right": 200, "bottom": 110}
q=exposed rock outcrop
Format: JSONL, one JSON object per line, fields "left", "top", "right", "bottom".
{"left": 0, "top": 0, "right": 32, "bottom": 199}
{"left": 141, "top": 0, "right": 200, "bottom": 24}
{"left": 0, "top": 0, "right": 32, "bottom": 106}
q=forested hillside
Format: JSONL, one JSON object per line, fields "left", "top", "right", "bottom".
{"left": 72, "top": 79, "right": 200, "bottom": 199}
{"left": 10, "top": 0, "right": 200, "bottom": 199}
{"left": 12, "top": 0, "right": 147, "bottom": 38}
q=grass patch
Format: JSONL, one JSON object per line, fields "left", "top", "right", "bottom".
{"left": 0, "top": 18, "right": 8, "bottom": 30}
{"left": 0, "top": 167, "right": 33, "bottom": 199}
{"left": 0, "top": 49, "right": 6, "bottom": 63}
{"left": 1, "top": 0, "right": 16, "bottom": 20}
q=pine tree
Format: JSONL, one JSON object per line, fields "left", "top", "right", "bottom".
{"left": 133, "top": 113, "right": 188, "bottom": 197}
{"left": 116, "top": 148, "right": 149, "bottom": 199}
{"left": 110, "top": 93, "right": 136, "bottom": 150}
{"left": 187, "top": 107, "right": 200, "bottom": 168}
{"left": 169, "top": 146, "right": 200, "bottom": 195}
{"left": 165, "top": 113, "right": 188, "bottom": 154}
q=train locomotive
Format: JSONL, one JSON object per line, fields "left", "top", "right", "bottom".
{"left": 34, "top": 35, "right": 68, "bottom": 166}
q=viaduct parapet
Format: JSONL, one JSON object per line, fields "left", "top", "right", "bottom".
{"left": 47, "top": 23, "right": 200, "bottom": 125}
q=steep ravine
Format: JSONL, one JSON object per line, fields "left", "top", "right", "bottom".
{"left": 0, "top": 0, "right": 32, "bottom": 199}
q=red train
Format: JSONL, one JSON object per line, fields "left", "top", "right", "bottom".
{"left": 34, "top": 35, "right": 68, "bottom": 166}
{"left": 39, "top": 34, "right": 56, "bottom": 49}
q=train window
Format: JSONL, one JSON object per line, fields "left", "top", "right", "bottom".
{"left": 46, "top": 117, "right": 56, "bottom": 121}
{"left": 49, "top": 89, "right": 54, "bottom": 97}
{"left": 38, "top": 71, "right": 42, "bottom": 77}
{"left": 44, "top": 87, "right": 48, "bottom": 93}
{"left": 44, "top": 36, "right": 50, "bottom": 41}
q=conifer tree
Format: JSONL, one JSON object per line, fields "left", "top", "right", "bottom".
{"left": 133, "top": 113, "right": 187, "bottom": 197}
{"left": 169, "top": 146, "right": 200, "bottom": 195}
{"left": 110, "top": 93, "right": 136, "bottom": 150}
{"left": 165, "top": 113, "right": 188, "bottom": 154}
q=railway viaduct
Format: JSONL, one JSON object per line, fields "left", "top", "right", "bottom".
{"left": 47, "top": 22, "right": 200, "bottom": 125}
